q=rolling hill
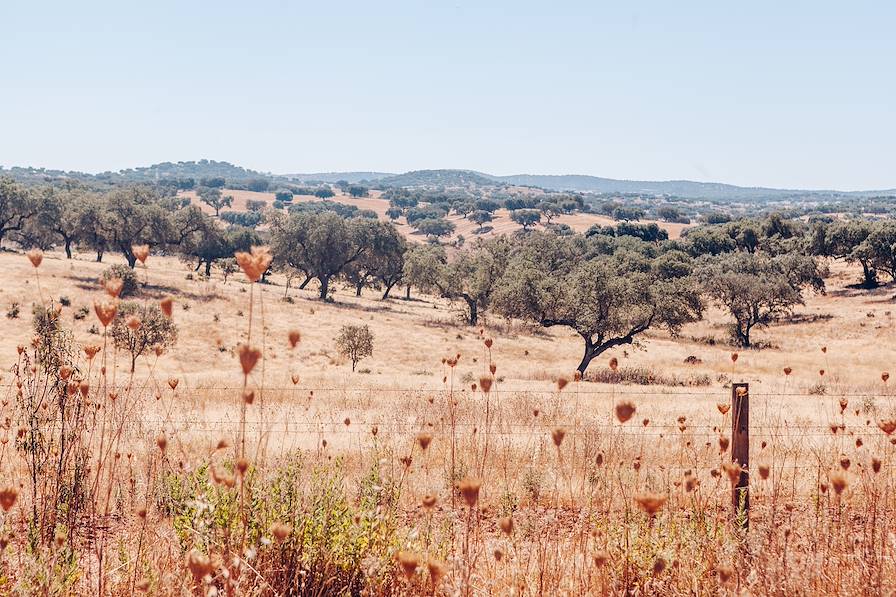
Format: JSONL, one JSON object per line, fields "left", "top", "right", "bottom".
{"left": 4, "top": 160, "right": 895, "bottom": 201}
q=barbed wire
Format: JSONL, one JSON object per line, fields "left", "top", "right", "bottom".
{"left": 2, "top": 382, "right": 895, "bottom": 399}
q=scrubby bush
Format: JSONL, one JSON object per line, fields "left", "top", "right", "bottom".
{"left": 101, "top": 264, "right": 139, "bottom": 297}
{"left": 110, "top": 302, "right": 177, "bottom": 372}
{"left": 586, "top": 366, "right": 711, "bottom": 386}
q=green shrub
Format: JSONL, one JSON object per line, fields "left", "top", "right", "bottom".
{"left": 101, "top": 264, "right": 139, "bottom": 297}
{"left": 109, "top": 302, "right": 177, "bottom": 372}
{"left": 159, "top": 455, "right": 398, "bottom": 594}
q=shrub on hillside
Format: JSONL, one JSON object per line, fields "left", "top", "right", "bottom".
{"left": 110, "top": 302, "right": 177, "bottom": 372}
{"left": 586, "top": 366, "right": 711, "bottom": 387}
{"left": 101, "top": 264, "right": 139, "bottom": 297}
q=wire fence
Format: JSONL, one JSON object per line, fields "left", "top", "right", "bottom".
{"left": 5, "top": 381, "right": 894, "bottom": 441}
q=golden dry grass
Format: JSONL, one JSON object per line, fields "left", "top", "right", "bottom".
{"left": 2, "top": 249, "right": 896, "bottom": 595}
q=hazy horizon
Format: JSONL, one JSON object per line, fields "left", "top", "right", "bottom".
{"left": 3, "top": 1, "right": 895, "bottom": 191}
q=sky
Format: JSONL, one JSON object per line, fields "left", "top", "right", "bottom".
{"left": 2, "top": 1, "right": 894, "bottom": 190}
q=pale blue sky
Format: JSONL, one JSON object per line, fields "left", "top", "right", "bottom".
{"left": 2, "top": 1, "right": 894, "bottom": 189}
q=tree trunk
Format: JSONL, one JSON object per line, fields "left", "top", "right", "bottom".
{"left": 355, "top": 281, "right": 363, "bottom": 297}
{"left": 382, "top": 280, "right": 398, "bottom": 300}
{"left": 319, "top": 276, "right": 330, "bottom": 300}
{"left": 464, "top": 296, "right": 478, "bottom": 326}
{"left": 96, "top": 249, "right": 104, "bottom": 263}
{"left": 860, "top": 260, "right": 877, "bottom": 288}
{"left": 299, "top": 275, "right": 312, "bottom": 290}
{"left": 205, "top": 260, "right": 212, "bottom": 277}
{"left": 126, "top": 253, "right": 137, "bottom": 268}
{"left": 64, "top": 238, "right": 73, "bottom": 259}
{"left": 405, "top": 285, "right": 411, "bottom": 300}
{"left": 576, "top": 337, "right": 596, "bottom": 374}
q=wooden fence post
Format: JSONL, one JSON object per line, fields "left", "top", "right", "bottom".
{"left": 731, "top": 382, "right": 749, "bottom": 529}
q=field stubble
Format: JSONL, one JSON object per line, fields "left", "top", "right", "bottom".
{"left": 0, "top": 249, "right": 895, "bottom": 595}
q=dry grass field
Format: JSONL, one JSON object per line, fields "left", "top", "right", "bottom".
{"left": 180, "top": 188, "right": 691, "bottom": 243}
{"left": 2, "top": 248, "right": 896, "bottom": 595}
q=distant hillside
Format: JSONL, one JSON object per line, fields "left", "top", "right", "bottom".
{"left": 486, "top": 174, "right": 896, "bottom": 201}
{"left": 4, "top": 160, "right": 894, "bottom": 201}
{"left": 109, "top": 160, "right": 270, "bottom": 182}
{"left": 287, "top": 172, "right": 395, "bottom": 184}
{"left": 1, "top": 160, "right": 272, "bottom": 186}
{"left": 376, "top": 169, "right": 500, "bottom": 188}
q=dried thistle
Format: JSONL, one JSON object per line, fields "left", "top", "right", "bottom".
{"left": 94, "top": 299, "right": 118, "bottom": 327}
{"left": 716, "top": 564, "right": 735, "bottom": 585}
{"left": 718, "top": 435, "right": 730, "bottom": 452}
{"left": 104, "top": 277, "right": 124, "bottom": 298}
{"left": 132, "top": 245, "right": 150, "bottom": 264}
{"left": 416, "top": 432, "right": 433, "bottom": 451}
{"left": 615, "top": 401, "right": 636, "bottom": 424}
{"left": 551, "top": 427, "right": 566, "bottom": 447}
{"left": 235, "top": 246, "right": 273, "bottom": 282}
{"left": 479, "top": 376, "right": 493, "bottom": 394}
{"left": 288, "top": 330, "right": 301, "bottom": 348}
{"left": 829, "top": 471, "right": 848, "bottom": 495}
{"left": 421, "top": 494, "right": 437, "bottom": 510}
{"left": 427, "top": 558, "right": 447, "bottom": 585}
{"left": 159, "top": 297, "right": 173, "bottom": 318}
{"left": 271, "top": 521, "right": 292, "bottom": 541}
{"left": 25, "top": 249, "right": 43, "bottom": 268}
{"left": 634, "top": 492, "right": 667, "bottom": 515}
{"left": 721, "top": 461, "right": 742, "bottom": 485}
{"left": 396, "top": 551, "right": 420, "bottom": 580}
{"left": 878, "top": 419, "right": 896, "bottom": 435}
{"left": 0, "top": 488, "right": 17, "bottom": 512}
{"left": 187, "top": 549, "right": 213, "bottom": 581}
{"left": 238, "top": 344, "right": 261, "bottom": 376}
{"left": 458, "top": 477, "right": 482, "bottom": 507}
